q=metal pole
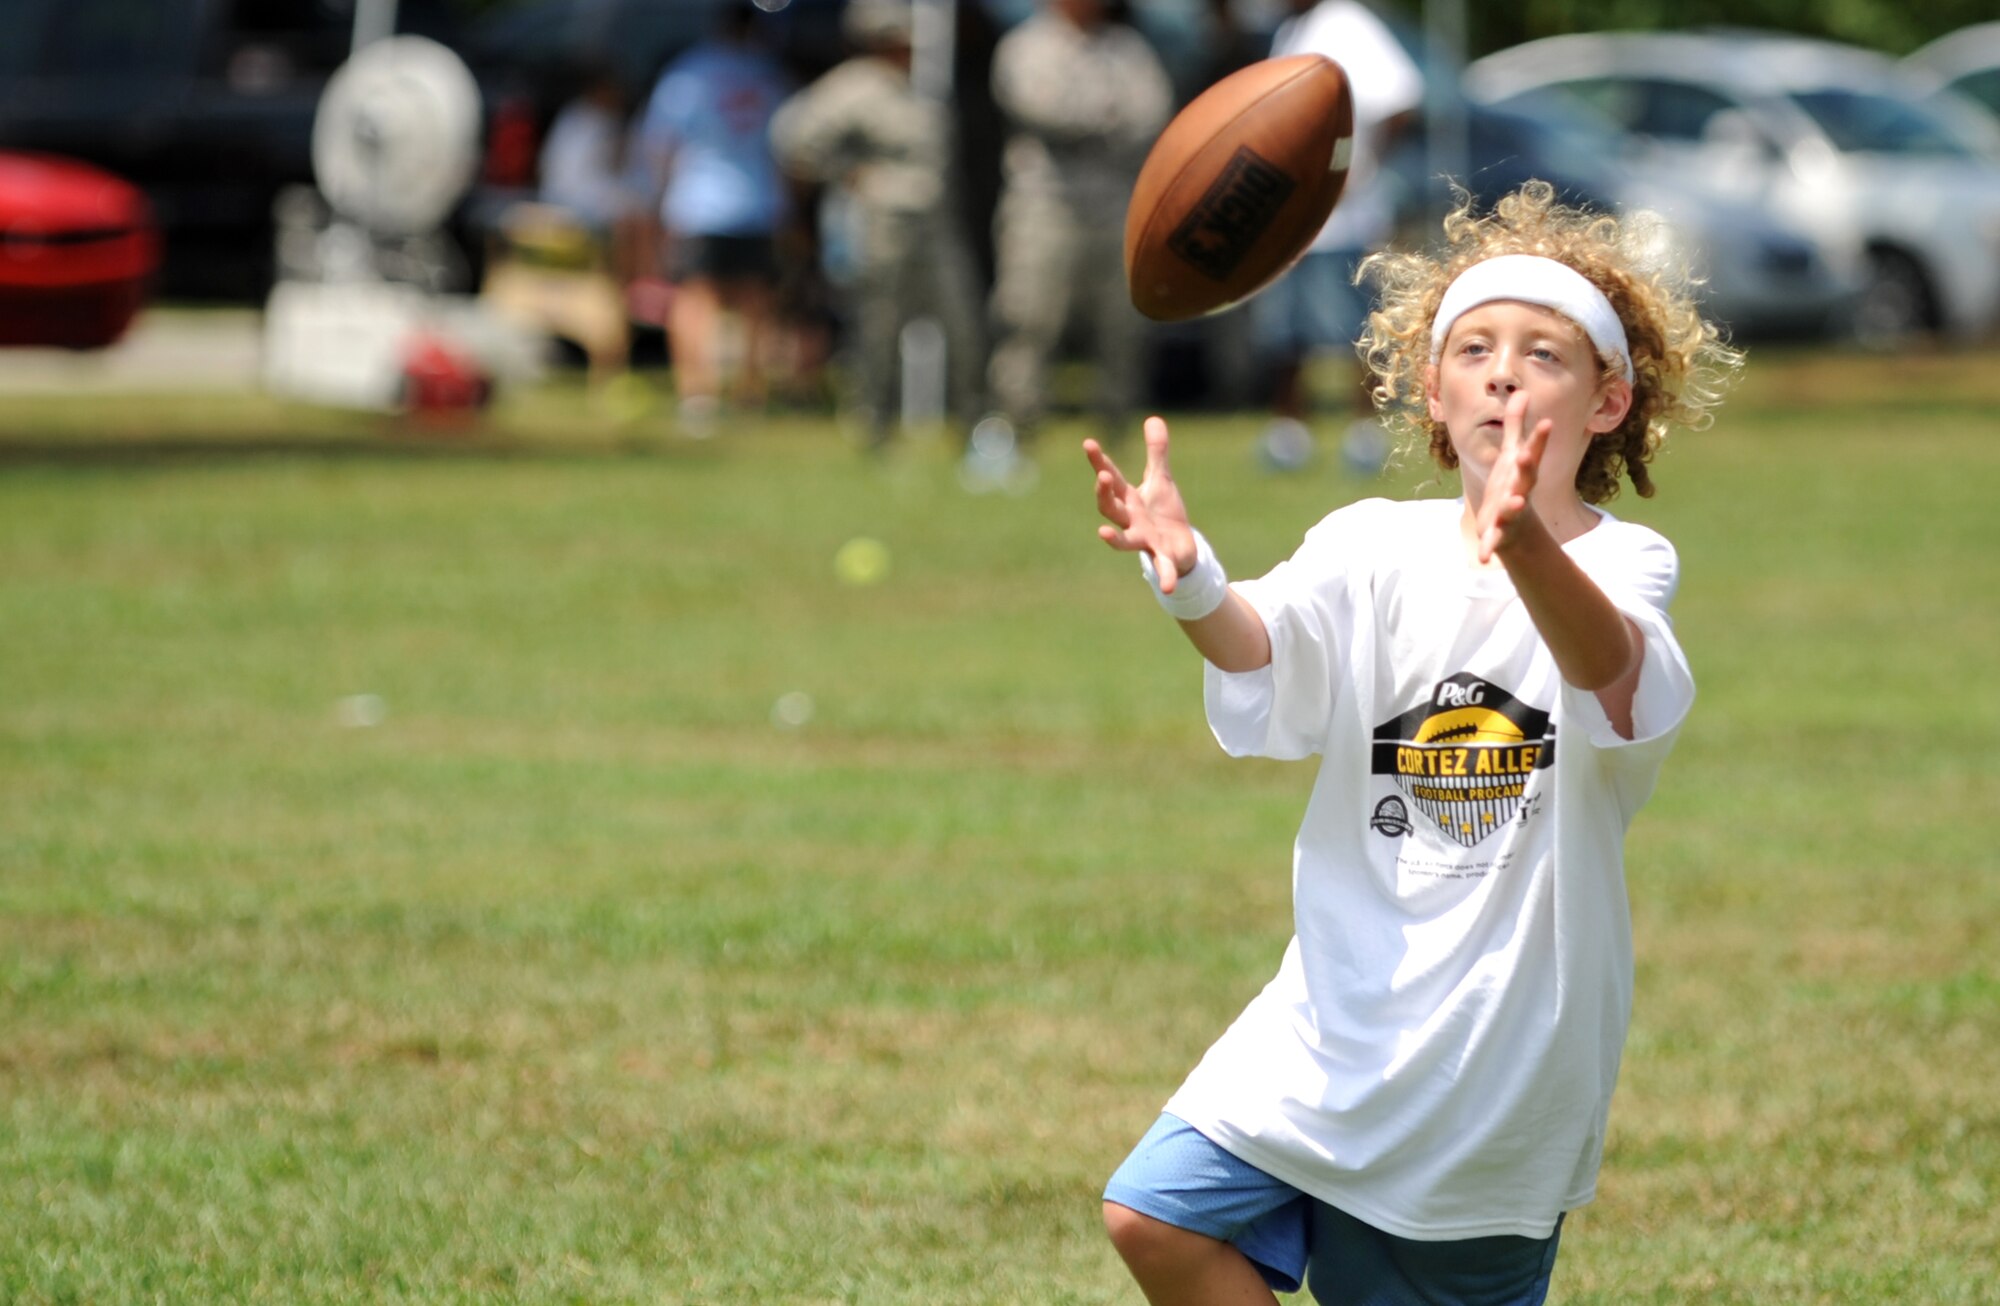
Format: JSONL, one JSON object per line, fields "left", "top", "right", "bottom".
{"left": 352, "top": 0, "right": 399, "bottom": 54}
{"left": 1424, "top": 0, "right": 1468, "bottom": 221}
{"left": 902, "top": 0, "right": 958, "bottom": 431}
{"left": 911, "top": 0, "right": 956, "bottom": 102}
{"left": 899, "top": 318, "right": 948, "bottom": 436}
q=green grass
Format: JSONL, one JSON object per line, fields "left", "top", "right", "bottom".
{"left": 2, "top": 350, "right": 1997, "bottom": 1303}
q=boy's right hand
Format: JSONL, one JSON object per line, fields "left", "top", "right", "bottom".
{"left": 1085, "top": 415, "right": 1197, "bottom": 591}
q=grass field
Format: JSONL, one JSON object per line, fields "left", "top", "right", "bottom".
{"left": 2, "top": 349, "right": 1997, "bottom": 1304}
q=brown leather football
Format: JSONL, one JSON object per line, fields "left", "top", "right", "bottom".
{"left": 1124, "top": 55, "right": 1354, "bottom": 323}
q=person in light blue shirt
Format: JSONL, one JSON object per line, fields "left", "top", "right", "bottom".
{"left": 631, "top": 1, "right": 794, "bottom": 431}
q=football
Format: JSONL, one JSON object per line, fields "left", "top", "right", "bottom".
{"left": 1123, "top": 55, "right": 1354, "bottom": 323}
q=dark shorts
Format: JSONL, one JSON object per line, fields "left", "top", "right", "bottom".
{"left": 1251, "top": 245, "right": 1370, "bottom": 358}
{"left": 668, "top": 233, "right": 777, "bottom": 284}
{"left": 1104, "top": 1113, "right": 1564, "bottom": 1303}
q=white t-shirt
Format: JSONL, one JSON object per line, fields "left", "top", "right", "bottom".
{"left": 539, "top": 100, "right": 632, "bottom": 230}
{"left": 1271, "top": 1, "right": 1425, "bottom": 252}
{"left": 1163, "top": 497, "right": 1695, "bottom": 1241}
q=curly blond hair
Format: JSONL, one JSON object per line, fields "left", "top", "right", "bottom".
{"left": 1357, "top": 181, "right": 1743, "bottom": 502}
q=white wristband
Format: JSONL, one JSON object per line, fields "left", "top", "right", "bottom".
{"left": 1138, "top": 528, "right": 1230, "bottom": 620}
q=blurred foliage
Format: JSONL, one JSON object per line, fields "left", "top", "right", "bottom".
{"left": 431, "top": 0, "right": 1990, "bottom": 59}
{"left": 1462, "top": 0, "right": 1991, "bottom": 56}
{"left": 434, "top": 0, "right": 1993, "bottom": 61}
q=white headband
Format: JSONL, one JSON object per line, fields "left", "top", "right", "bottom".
{"left": 1430, "top": 254, "right": 1633, "bottom": 382}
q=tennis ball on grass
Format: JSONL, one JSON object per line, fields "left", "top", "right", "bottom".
{"left": 834, "top": 536, "right": 891, "bottom": 587}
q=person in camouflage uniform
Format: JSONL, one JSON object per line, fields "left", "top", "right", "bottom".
{"left": 770, "top": 0, "right": 987, "bottom": 449}
{"left": 987, "top": 0, "right": 1172, "bottom": 445}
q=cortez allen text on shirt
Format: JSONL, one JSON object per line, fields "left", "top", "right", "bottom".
{"left": 1392, "top": 744, "right": 1544, "bottom": 777}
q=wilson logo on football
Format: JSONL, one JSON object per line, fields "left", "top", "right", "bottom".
{"left": 1166, "top": 146, "right": 1296, "bottom": 282}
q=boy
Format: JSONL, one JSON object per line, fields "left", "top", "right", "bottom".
{"left": 1083, "top": 183, "right": 1741, "bottom": 1305}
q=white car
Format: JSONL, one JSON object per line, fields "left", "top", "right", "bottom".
{"left": 1464, "top": 31, "right": 2000, "bottom": 345}
{"left": 1376, "top": 97, "right": 1857, "bottom": 341}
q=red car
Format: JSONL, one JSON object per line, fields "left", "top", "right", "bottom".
{"left": 0, "top": 151, "right": 160, "bottom": 349}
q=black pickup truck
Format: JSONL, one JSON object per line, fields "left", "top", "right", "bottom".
{"left": 0, "top": 0, "right": 458, "bottom": 299}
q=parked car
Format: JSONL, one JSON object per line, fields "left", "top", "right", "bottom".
{"left": 1383, "top": 96, "right": 1856, "bottom": 341}
{"left": 1904, "top": 22, "right": 2000, "bottom": 130}
{"left": 1464, "top": 30, "right": 2000, "bottom": 345}
{"left": 0, "top": 151, "right": 159, "bottom": 349}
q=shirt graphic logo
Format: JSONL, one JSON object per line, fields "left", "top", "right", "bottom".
{"left": 1370, "top": 674, "right": 1555, "bottom": 848}
{"left": 1368, "top": 795, "right": 1413, "bottom": 838}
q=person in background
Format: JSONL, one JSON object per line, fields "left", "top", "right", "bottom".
{"left": 1253, "top": 0, "right": 1423, "bottom": 472}
{"left": 538, "top": 63, "right": 634, "bottom": 241}
{"left": 1181, "top": 0, "right": 1276, "bottom": 411}
{"left": 770, "top": 0, "right": 987, "bottom": 451}
{"left": 984, "top": 0, "right": 1172, "bottom": 455}
{"left": 630, "top": 0, "right": 793, "bottom": 435}
{"left": 477, "top": 64, "right": 636, "bottom": 388}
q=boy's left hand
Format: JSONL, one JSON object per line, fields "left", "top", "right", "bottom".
{"left": 1476, "top": 391, "right": 1553, "bottom": 564}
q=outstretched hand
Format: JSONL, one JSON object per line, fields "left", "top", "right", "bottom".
{"left": 1474, "top": 391, "right": 1554, "bottom": 564}
{"left": 1085, "top": 416, "right": 1197, "bottom": 590}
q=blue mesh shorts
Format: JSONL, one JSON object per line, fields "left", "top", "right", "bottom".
{"left": 1104, "top": 1114, "right": 1565, "bottom": 1304}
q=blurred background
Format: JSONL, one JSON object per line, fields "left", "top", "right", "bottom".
{"left": 2, "top": 0, "right": 1997, "bottom": 423}
{"left": 4, "top": 4, "right": 1997, "bottom": 1302}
